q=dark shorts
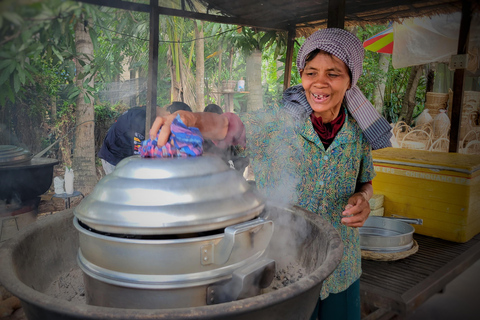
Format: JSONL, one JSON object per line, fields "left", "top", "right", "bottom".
{"left": 310, "top": 279, "right": 360, "bottom": 320}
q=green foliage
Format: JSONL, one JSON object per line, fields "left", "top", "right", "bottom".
{"left": 0, "top": 0, "right": 85, "bottom": 106}
{"left": 93, "top": 101, "right": 128, "bottom": 156}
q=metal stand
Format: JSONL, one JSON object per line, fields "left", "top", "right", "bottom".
{"left": 52, "top": 191, "right": 84, "bottom": 209}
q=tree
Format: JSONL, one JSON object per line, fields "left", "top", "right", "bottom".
{"left": 399, "top": 66, "right": 423, "bottom": 125}
{"left": 73, "top": 20, "right": 97, "bottom": 194}
{"left": 164, "top": 16, "right": 196, "bottom": 108}
{"left": 230, "top": 28, "right": 285, "bottom": 111}
{"left": 373, "top": 53, "right": 390, "bottom": 115}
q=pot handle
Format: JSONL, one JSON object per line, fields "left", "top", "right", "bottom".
{"left": 383, "top": 216, "right": 423, "bottom": 225}
{"left": 213, "top": 219, "right": 274, "bottom": 265}
{"left": 207, "top": 258, "right": 276, "bottom": 304}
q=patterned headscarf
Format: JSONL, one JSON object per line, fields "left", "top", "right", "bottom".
{"left": 283, "top": 28, "right": 392, "bottom": 150}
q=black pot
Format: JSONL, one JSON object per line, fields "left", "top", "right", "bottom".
{"left": 0, "top": 145, "right": 59, "bottom": 202}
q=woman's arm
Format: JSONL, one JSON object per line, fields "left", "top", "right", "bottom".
{"left": 340, "top": 182, "right": 373, "bottom": 228}
{"left": 150, "top": 111, "right": 229, "bottom": 147}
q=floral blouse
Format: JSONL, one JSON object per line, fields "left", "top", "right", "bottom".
{"left": 236, "top": 104, "right": 375, "bottom": 299}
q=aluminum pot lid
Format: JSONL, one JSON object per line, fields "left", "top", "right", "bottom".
{"left": 74, "top": 155, "right": 265, "bottom": 235}
{"left": 0, "top": 145, "right": 32, "bottom": 166}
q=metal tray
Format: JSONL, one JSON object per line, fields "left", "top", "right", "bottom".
{"left": 360, "top": 216, "right": 416, "bottom": 253}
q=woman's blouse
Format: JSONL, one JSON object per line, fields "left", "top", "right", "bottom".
{"left": 223, "top": 104, "right": 375, "bottom": 299}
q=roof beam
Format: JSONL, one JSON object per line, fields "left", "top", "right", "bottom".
{"left": 146, "top": 0, "right": 159, "bottom": 129}
{"left": 75, "top": 0, "right": 287, "bottom": 30}
{"left": 328, "top": 0, "right": 346, "bottom": 28}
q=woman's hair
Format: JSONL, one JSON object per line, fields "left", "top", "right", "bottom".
{"left": 203, "top": 104, "right": 223, "bottom": 114}
{"left": 167, "top": 101, "right": 192, "bottom": 113}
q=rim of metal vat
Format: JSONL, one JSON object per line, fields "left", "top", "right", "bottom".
{"left": 74, "top": 155, "right": 265, "bottom": 235}
{"left": 359, "top": 216, "right": 416, "bottom": 253}
{"left": 0, "top": 206, "right": 343, "bottom": 320}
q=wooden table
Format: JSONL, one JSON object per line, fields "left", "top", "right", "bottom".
{"left": 360, "top": 233, "right": 480, "bottom": 319}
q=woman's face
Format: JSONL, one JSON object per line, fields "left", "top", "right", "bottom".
{"left": 300, "top": 52, "right": 351, "bottom": 123}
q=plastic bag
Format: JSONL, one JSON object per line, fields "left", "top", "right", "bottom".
{"left": 416, "top": 109, "right": 433, "bottom": 127}
{"left": 64, "top": 167, "right": 74, "bottom": 195}
{"left": 433, "top": 110, "right": 450, "bottom": 138}
{"left": 53, "top": 176, "right": 65, "bottom": 194}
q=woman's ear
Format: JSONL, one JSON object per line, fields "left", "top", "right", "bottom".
{"left": 299, "top": 69, "right": 304, "bottom": 77}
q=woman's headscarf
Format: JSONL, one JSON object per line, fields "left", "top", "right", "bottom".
{"left": 283, "top": 28, "right": 392, "bottom": 150}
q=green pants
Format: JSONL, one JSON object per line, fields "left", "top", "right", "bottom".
{"left": 309, "top": 279, "right": 360, "bottom": 320}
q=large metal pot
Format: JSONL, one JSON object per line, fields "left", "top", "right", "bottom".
{"left": 0, "top": 204, "right": 343, "bottom": 320}
{"left": 0, "top": 145, "right": 59, "bottom": 203}
{"left": 74, "top": 155, "right": 274, "bottom": 308}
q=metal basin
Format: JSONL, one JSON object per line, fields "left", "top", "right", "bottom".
{"left": 359, "top": 216, "right": 416, "bottom": 253}
{"left": 0, "top": 205, "right": 343, "bottom": 320}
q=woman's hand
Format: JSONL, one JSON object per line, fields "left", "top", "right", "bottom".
{"left": 149, "top": 110, "right": 229, "bottom": 147}
{"left": 341, "top": 182, "right": 373, "bottom": 227}
{"left": 341, "top": 192, "right": 370, "bottom": 227}
{"left": 150, "top": 111, "right": 197, "bottom": 147}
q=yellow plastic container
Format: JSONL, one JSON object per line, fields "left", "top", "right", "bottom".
{"left": 371, "top": 148, "right": 480, "bottom": 243}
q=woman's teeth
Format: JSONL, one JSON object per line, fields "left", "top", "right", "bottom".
{"left": 313, "top": 93, "right": 327, "bottom": 99}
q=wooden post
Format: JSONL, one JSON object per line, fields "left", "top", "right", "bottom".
{"left": 146, "top": 0, "right": 159, "bottom": 130}
{"left": 327, "top": 0, "right": 345, "bottom": 29}
{"left": 449, "top": 0, "right": 472, "bottom": 152}
{"left": 283, "top": 27, "right": 296, "bottom": 92}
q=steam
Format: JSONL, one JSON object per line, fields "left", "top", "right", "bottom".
{"left": 240, "top": 107, "right": 327, "bottom": 276}
{"left": 264, "top": 205, "right": 310, "bottom": 270}
{"left": 98, "top": 78, "right": 147, "bottom": 107}
{"left": 246, "top": 108, "right": 304, "bottom": 208}
{"left": 0, "top": 123, "right": 24, "bottom": 148}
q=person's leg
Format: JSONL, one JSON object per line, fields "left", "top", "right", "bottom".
{"left": 317, "top": 280, "right": 360, "bottom": 320}
{"left": 101, "top": 159, "right": 116, "bottom": 175}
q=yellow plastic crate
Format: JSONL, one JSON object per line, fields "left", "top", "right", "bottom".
{"left": 372, "top": 148, "right": 480, "bottom": 243}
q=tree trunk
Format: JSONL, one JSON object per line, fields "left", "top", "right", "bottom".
{"left": 228, "top": 46, "right": 234, "bottom": 79}
{"left": 73, "top": 21, "right": 97, "bottom": 195}
{"left": 399, "top": 65, "right": 423, "bottom": 125}
{"left": 194, "top": 21, "right": 204, "bottom": 112}
{"left": 214, "top": 43, "right": 222, "bottom": 104}
{"left": 246, "top": 49, "right": 263, "bottom": 112}
{"left": 373, "top": 53, "right": 389, "bottom": 115}
{"left": 426, "top": 63, "right": 436, "bottom": 93}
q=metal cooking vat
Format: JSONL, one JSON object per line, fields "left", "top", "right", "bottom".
{"left": 0, "top": 204, "right": 343, "bottom": 320}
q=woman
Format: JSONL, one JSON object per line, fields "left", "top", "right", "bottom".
{"left": 147, "top": 28, "right": 392, "bottom": 319}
